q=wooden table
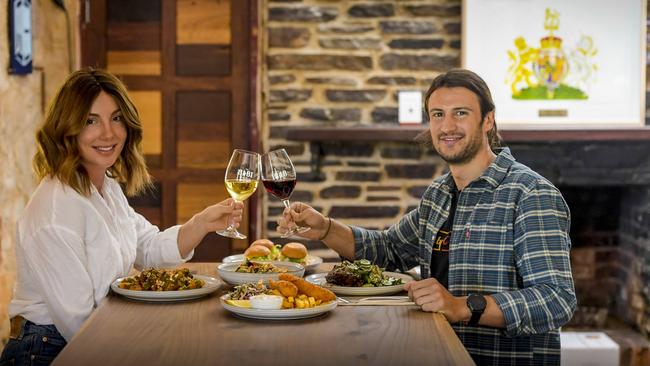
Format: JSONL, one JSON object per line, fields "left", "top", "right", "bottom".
{"left": 53, "top": 263, "right": 475, "bottom": 366}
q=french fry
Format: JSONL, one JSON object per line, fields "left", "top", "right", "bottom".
{"left": 271, "top": 283, "right": 332, "bottom": 310}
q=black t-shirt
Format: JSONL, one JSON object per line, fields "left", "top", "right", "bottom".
{"left": 430, "top": 188, "right": 457, "bottom": 289}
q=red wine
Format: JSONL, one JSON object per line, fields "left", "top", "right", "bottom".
{"left": 262, "top": 179, "right": 296, "bottom": 200}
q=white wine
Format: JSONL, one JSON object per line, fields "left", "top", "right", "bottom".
{"left": 225, "top": 179, "right": 258, "bottom": 201}
{"left": 218, "top": 149, "right": 260, "bottom": 240}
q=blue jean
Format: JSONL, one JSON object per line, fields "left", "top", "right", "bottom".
{"left": 0, "top": 319, "right": 66, "bottom": 366}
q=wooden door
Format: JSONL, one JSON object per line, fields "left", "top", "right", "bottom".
{"left": 79, "top": 0, "right": 259, "bottom": 260}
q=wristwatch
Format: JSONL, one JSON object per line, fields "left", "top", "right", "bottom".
{"left": 466, "top": 293, "right": 487, "bottom": 326}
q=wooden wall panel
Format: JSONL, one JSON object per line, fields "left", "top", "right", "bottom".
{"left": 127, "top": 182, "right": 162, "bottom": 227}
{"left": 107, "top": 22, "right": 161, "bottom": 51}
{"left": 129, "top": 91, "right": 162, "bottom": 156}
{"left": 177, "top": 141, "right": 230, "bottom": 169}
{"left": 177, "top": 122, "right": 229, "bottom": 141}
{"left": 177, "top": 182, "right": 229, "bottom": 223}
{"left": 133, "top": 207, "right": 161, "bottom": 227}
{"left": 176, "top": 90, "right": 231, "bottom": 169}
{"left": 107, "top": 51, "right": 161, "bottom": 75}
{"left": 176, "top": 0, "right": 231, "bottom": 45}
{"left": 144, "top": 155, "right": 162, "bottom": 167}
{"left": 176, "top": 91, "right": 231, "bottom": 123}
{"left": 108, "top": 0, "right": 161, "bottom": 22}
{"left": 192, "top": 233, "right": 233, "bottom": 261}
{"left": 176, "top": 45, "right": 231, "bottom": 76}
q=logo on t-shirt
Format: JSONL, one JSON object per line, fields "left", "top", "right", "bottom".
{"left": 433, "top": 230, "right": 450, "bottom": 252}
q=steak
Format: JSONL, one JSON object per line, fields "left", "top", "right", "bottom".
{"left": 326, "top": 268, "right": 364, "bottom": 287}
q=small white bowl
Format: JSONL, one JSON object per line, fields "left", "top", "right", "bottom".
{"left": 217, "top": 261, "right": 305, "bottom": 286}
{"left": 249, "top": 295, "right": 283, "bottom": 310}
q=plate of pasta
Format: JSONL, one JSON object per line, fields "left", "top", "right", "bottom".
{"left": 111, "top": 268, "right": 221, "bottom": 302}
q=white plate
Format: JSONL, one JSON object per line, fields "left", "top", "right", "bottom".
{"left": 217, "top": 261, "right": 305, "bottom": 286}
{"left": 222, "top": 254, "right": 323, "bottom": 272}
{"left": 304, "top": 272, "right": 413, "bottom": 296}
{"left": 111, "top": 275, "right": 221, "bottom": 302}
{"left": 220, "top": 294, "right": 337, "bottom": 320}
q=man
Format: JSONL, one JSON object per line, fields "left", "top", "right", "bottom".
{"left": 279, "top": 69, "right": 576, "bottom": 365}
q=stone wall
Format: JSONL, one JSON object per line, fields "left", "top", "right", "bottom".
{"left": 263, "top": 0, "right": 460, "bottom": 238}
{"left": 0, "top": 0, "right": 77, "bottom": 344}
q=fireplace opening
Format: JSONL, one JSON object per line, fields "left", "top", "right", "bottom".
{"left": 557, "top": 185, "right": 649, "bottom": 365}
{"left": 561, "top": 186, "right": 623, "bottom": 328}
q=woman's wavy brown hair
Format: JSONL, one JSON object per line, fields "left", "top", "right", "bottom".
{"left": 33, "top": 68, "right": 152, "bottom": 196}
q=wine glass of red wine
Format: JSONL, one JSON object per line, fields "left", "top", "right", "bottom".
{"left": 261, "top": 149, "right": 309, "bottom": 238}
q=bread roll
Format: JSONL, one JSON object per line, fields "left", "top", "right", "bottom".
{"left": 250, "top": 238, "right": 274, "bottom": 251}
{"left": 281, "top": 242, "right": 307, "bottom": 260}
{"left": 244, "top": 245, "right": 271, "bottom": 259}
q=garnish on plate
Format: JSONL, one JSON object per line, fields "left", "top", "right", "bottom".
{"left": 235, "top": 259, "right": 288, "bottom": 273}
{"left": 227, "top": 281, "right": 274, "bottom": 300}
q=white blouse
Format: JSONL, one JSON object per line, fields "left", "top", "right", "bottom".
{"left": 9, "top": 176, "right": 191, "bottom": 341}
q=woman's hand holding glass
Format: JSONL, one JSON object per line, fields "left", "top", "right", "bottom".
{"left": 198, "top": 198, "right": 244, "bottom": 233}
{"left": 178, "top": 198, "right": 245, "bottom": 257}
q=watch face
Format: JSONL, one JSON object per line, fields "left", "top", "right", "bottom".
{"left": 468, "top": 294, "right": 487, "bottom": 311}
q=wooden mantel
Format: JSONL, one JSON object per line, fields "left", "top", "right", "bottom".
{"left": 285, "top": 124, "right": 650, "bottom": 142}
{"left": 283, "top": 124, "right": 650, "bottom": 180}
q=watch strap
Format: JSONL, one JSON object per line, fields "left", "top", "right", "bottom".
{"left": 468, "top": 310, "right": 482, "bottom": 326}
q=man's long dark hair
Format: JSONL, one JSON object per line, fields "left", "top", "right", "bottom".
{"left": 417, "top": 69, "right": 501, "bottom": 151}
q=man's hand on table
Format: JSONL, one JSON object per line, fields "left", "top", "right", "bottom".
{"left": 404, "top": 278, "right": 470, "bottom": 323}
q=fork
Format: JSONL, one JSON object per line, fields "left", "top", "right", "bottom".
{"left": 338, "top": 296, "right": 415, "bottom": 306}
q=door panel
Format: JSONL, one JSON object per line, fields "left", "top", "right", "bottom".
{"left": 129, "top": 91, "right": 162, "bottom": 156}
{"left": 176, "top": 0, "right": 231, "bottom": 45}
{"left": 80, "top": 0, "right": 257, "bottom": 261}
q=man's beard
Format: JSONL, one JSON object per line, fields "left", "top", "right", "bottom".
{"left": 435, "top": 125, "right": 484, "bottom": 165}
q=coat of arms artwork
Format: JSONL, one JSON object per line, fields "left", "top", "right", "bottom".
{"left": 464, "top": 0, "right": 645, "bottom": 128}
{"left": 506, "top": 8, "right": 598, "bottom": 101}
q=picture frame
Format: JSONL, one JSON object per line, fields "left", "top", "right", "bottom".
{"left": 462, "top": 0, "right": 647, "bottom": 129}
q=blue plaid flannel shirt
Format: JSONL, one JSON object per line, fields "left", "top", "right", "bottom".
{"left": 351, "top": 148, "right": 576, "bottom": 365}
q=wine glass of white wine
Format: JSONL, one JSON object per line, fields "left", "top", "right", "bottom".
{"left": 216, "top": 149, "right": 260, "bottom": 239}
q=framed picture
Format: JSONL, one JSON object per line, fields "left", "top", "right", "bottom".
{"left": 463, "top": 0, "right": 647, "bottom": 129}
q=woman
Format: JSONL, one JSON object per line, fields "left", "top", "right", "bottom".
{"left": 0, "top": 69, "right": 243, "bottom": 365}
